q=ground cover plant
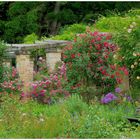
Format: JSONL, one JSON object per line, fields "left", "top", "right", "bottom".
{"left": 0, "top": 94, "right": 139, "bottom": 138}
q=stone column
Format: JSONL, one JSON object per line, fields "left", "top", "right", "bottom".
{"left": 46, "top": 52, "right": 61, "bottom": 72}
{"left": 16, "top": 54, "right": 34, "bottom": 94}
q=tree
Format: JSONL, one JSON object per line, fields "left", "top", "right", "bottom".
{"left": 0, "top": 2, "right": 139, "bottom": 43}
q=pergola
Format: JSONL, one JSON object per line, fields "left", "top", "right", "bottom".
{"left": 5, "top": 40, "right": 69, "bottom": 92}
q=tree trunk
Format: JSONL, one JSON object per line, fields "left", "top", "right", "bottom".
{"left": 50, "top": 2, "right": 60, "bottom": 35}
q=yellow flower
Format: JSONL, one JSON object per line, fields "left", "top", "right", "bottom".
{"left": 133, "top": 52, "right": 137, "bottom": 56}
{"left": 137, "top": 76, "right": 140, "bottom": 80}
{"left": 134, "top": 62, "right": 138, "bottom": 65}
{"left": 130, "top": 25, "right": 134, "bottom": 28}
{"left": 113, "top": 55, "right": 117, "bottom": 59}
{"left": 128, "top": 29, "right": 132, "bottom": 33}
{"left": 131, "top": 65, "right": 134, "bottom": 69}
{"left": 117, "top": 47, "right": 120, "bottom": 51}
{"left": 132, "top": 22, "right": 136, "bottom": 26}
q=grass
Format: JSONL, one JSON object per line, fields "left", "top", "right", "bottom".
{"left": 0, "top": 94, "right": 139, "bottom": 138}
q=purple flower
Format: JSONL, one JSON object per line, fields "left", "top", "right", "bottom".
{"left": 127, "top": 96, "right": 132, "bottom": 101}
{"left": 115, "top": 87, "right": 121, "bottom": 93}
{"left": 101, "top": 93, "right": 117, "bottom": 104}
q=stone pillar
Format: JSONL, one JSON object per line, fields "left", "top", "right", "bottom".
{"left": 16, "top": 54, "right": 34, "bottom": 94}
{"left": 46, "top": 52, "right": 61, "bottom": 72}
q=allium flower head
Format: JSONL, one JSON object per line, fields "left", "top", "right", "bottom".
{"left": 101, "top": 93, "right": 117, "bottom": 104}
{"left": 115, "top": 87, "right": 121, "bottom": 93}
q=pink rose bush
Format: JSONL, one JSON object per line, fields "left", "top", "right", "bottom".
{"left": 0, "top": 67, "right": 23, "bottom": 95}
{"left": 30, "top": 63, "right": 70, "bottom": 104}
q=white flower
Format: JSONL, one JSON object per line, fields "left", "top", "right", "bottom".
{"left": 133, "top": 52, "right": 137, "bottom": 56}
{"left": 134, "top": 62, "right": 138, "bottom": 65}
{"left": 117, "top": 47, "right": 120, "bottom": 51}
{"left": 39, "top": 57, "right": 43, "bottom": 61}
{"left": 131, "top": 65, "right": 134, "bottom": 69}
{"left": 113, "top": 55, "right": 117, "bottom": 59}
{"left": 39, "top": 118, "right": 44, "bottom": 122}
{"left": 132, "top": 22, "right": 136, "bottom": 26}
{"left": 128, "top": 29, "right": 132, "bottom": 33}
{"left": 137, "top": 76, "right": 140, "bottom": 80}
{"left": 22, "top": 113, "right": 26, "bottom": 116}
{"left": 130, "top": 25, "right": 134, "bottom": 28}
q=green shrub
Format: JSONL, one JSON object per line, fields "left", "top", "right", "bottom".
{"left": 127, "top": 9, "right": 140, "bottom": 16}
{"left": 113, "top": 19, "right": 140, "bottom": 88}
{"left": 95, "top": 15, "right": 138, "bottom": 33}
{"left": 23, "top": 33, "right": 38, "bottom": 44}
{"left": 95, "top": 9, "right": 140, "bottom": 33}
{"left": 64, "top": 94, "right": 88, "bottom": 116}
{"left": 74, "top": 104, "right": 136, "bottom": 138}
{"left": 0, "top": 42, "right": 8, "bottom": 83}
{"left": 48, "top": 23, "right": 94, "bottom": 41}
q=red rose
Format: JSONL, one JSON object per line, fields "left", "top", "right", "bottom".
{"left": 71, "top": 54, "right": 75, "bottom": 59}
{"left": 77, "top": 53, "right": 81, "bottom": 57}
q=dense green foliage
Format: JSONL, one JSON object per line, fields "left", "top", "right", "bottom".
{"left": 0, "top": 42, "right": 8, "bottom": 83}
{"left": 48, "top": 24, "right": 94, "bottom": 40}
{"left": 24, "top": 33, "right": 39, "bottom": 44}
{"left": 95, "top": 9, "right": 140, "bottom": 33}
{"left": 0, "top": 2, "right": 139, "bottom": 43}
{"left": 114, "top": 20, "right": 140, "bottom": 88}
